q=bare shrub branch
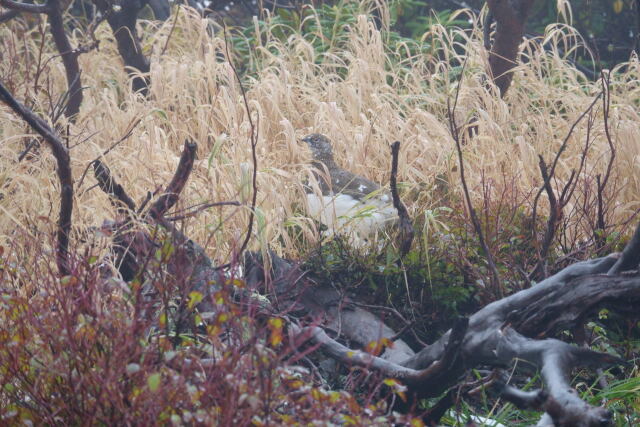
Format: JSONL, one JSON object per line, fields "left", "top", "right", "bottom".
{"left": 447, "top": 60, "right": 502, "bottom": 298}
{"left": 530, "top": 91, "right": 603, "bottom": 279}
{"left": 389, "top": 141, "right": 414, "bottom": 257}
{"left": 0, "top": 81, "right": 73, "bottom": 276}
{"left": 1, "top": 0, "right": 84, "bottom": 119}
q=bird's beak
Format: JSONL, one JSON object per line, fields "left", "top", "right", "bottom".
{"left": 301, "top": 136, "right": 310, "bottom": 144}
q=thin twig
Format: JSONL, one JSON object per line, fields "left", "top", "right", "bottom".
{"left": 137, "top": 191, "right": 154, "bottom": 215}
{"left": 595, "top": 71, "right": 616, "bottom": 251}
{"left": 223, "top": 24, "right": 258, "bottom": 265}
{"left": 447, "top": 58, "right": 502, "bottom": 298}
{"left": 77, "top": 117, "right": 143, "bottom": 188}
{"left": 165, "top": 201, "right": 241, "bottom": 221}
{"left": 161, "top": 3, "right": 181, "bottom": 56}
{"left": 529, "top": 91, "right": 603, "bottom": 278}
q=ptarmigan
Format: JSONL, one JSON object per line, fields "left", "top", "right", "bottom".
{"left": 301, "top": 133, "right": 397, "bottom": 245}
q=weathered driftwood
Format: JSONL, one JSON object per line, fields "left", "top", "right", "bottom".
{"left": 248, "top": 249, "right": 637, "bottom": 426}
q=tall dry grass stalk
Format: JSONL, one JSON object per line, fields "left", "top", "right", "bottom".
{"left": 1, "top": 4, "right": 639, "bottom": 266}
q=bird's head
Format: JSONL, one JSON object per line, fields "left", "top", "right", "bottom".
{"left": 302, "top": 133, "right": 334, "bottom": 163}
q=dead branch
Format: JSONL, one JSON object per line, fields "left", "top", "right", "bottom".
{"left": 148, "top": 140, "right": 197, "bottom": 219}
{"left": 493, "top": 373, "right": 547, "bottom": 411}
{"left": 608, "top": 221, "right": 640, "bottom": 274}
{"left": 0, "top": 8, "right": 20, "bottom": 22}
{"left": 0, "top": 0, "right": 49, "bottom": 13}
{"left": 92, "top": 159, "right": 137, "bottom": 214}
{"left": 289, "top": 317, "right": 467, "bottom": 388}
{"left": 0, "top": 81, "right": 73, "bottom": 276}
{"left": 498, "top": 329, "right": 615, "bottom": 426}
{"left": 1, "top": 0, "right": 84, "bottom": 119}
{"left": 91, "top": 158, "right": 141, "bottom": 279}
{"left": 47, "top": 0, "right": 83, "bottom": 119}
{"left": 246, "top": 242, "right": 635, "bottom": 424}
{"left": 389, "top": 141, "right": 414, "bottom": 257}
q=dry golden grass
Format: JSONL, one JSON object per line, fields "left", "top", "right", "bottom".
{"left": 1, "top": 4, "right": 639, "bottom": 266}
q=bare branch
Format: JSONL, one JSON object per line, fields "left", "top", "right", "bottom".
{"left": 497, "top": 329, "right": 617, "bottom": 426}
{"left": 447, "top": 60, "right": 502, "bottom": 298}
{"left": 530, "top": 91, "right": 603, "bottom": 278}
{"left": 47, "top": 0, "right": 83, "bottom": 119}
{"left": 92, "top": 160, "right": 137, "bottom": 214}
{"left": 290, "top": 318, "right": 467, "bottom": 388}
{"left": 608, "top": 221, "right": 640, "bottom": 274}
{"left": 0, "top": 0, "right": 50, "bottom": 13}
{"left": 389, "top": 141, "right": 413, "bottom": 257}
{"left": 595, "top": 71, "right": 616, "bottom": 252}
{"left": 494, "top": 381, "right": 547, "bottom": 410}
{"left": 77, "top": 117, "right": 143, "bottom": 189}
{"left": 0, "top": 8, "right": 20, "bottom": 22}
{"left": 148, "top": 140, "right": 198, "bottom": 220}
{"left": 0, "top": 81, "right": 73, "bottom": 276}
{"left": 3, "top": 0, "right": 84, "bottom": 119}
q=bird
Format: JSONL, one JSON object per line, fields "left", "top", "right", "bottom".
{"left": 301, "top": 133, "right": 397, "bottom": 245}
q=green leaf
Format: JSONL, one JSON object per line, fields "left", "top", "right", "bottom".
{"left": 147, "top": 372, "right": 161, "bottom": 392}
{"left": 150, "top": 108, "right": 168, "bottom": 120}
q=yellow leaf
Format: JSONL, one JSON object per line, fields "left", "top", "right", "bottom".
{"left": 613, "top": 0, "right": 623, "bottom": 13}
{"left": 383, "top": 378, "right": 399, "bottom": 387}
{"left": 269, "top": 330, "right": 282, "bottom": 347}
{"left": 187, "top": 291, "right": 203, "bottom": 310}
{"left": 268, "top": 317, "right": 283, "bottom": 329}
